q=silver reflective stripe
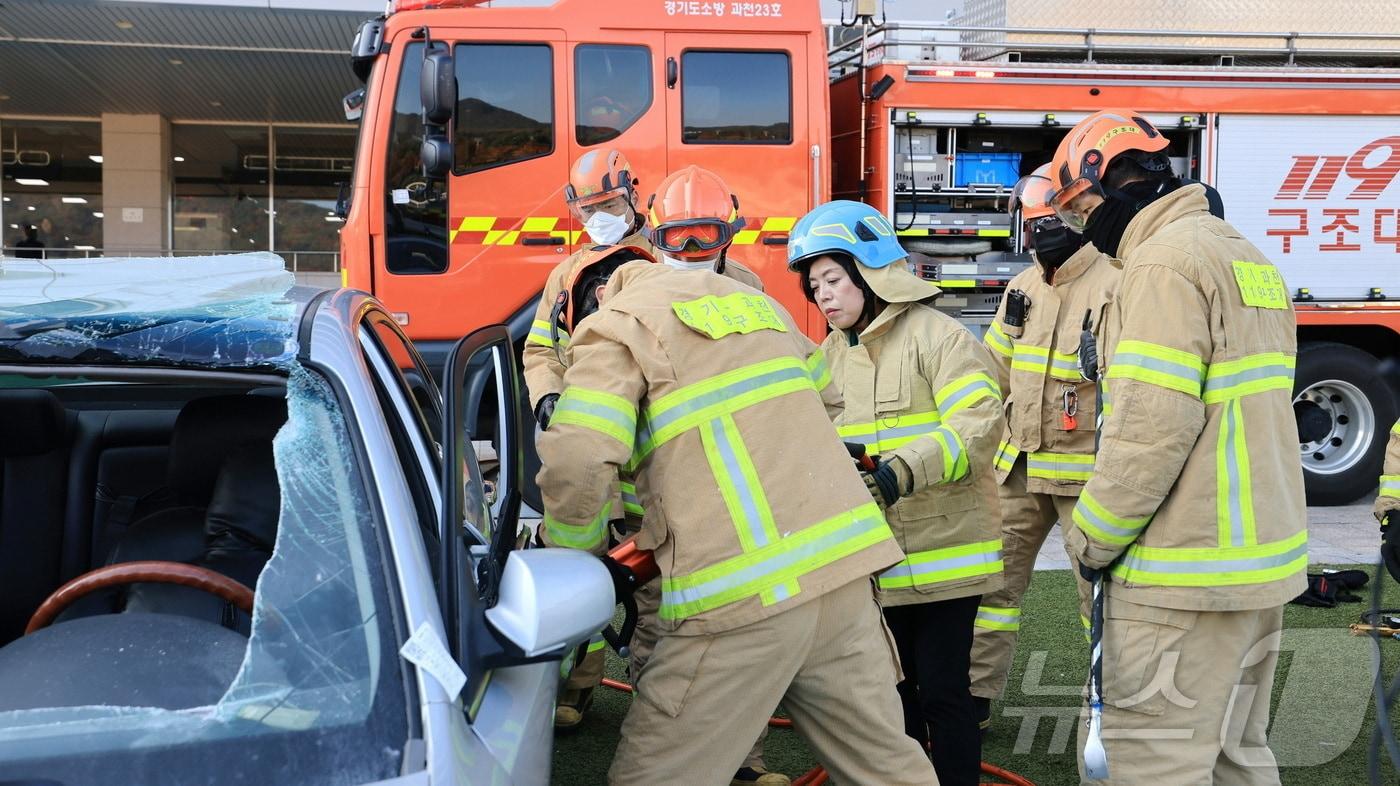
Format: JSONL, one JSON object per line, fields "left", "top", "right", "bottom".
{"left": 661, "top": 513, "right": 883, "bottom": 612}
{"left": 1222, "top": 400, "right": 1245, "bottom": 547}
{"left": 705, "top": 417, "right": 771, "bottom": 549}
{"left": 1203, "top": 361, "right": 1294, "bottom": 397}
{"left": 1384, "top": 478, "right": 1400, "bottom": 494}
{"left": 528, "top": 324, "right": 554, "bottom": 345}
{"left": 556, "top": 397, "right": 636, "bottom": 435}
{"left": 1118, "top": 540, "right": 1309, "bottom": 576}
{"left": 880, "top": 548, "right": 1001, "bottom": 583}
{"left": 1049, "top": 356, "right": 1080, "bottom": 377}
{"left": 1113, "top": 352, "right": 1204, "bottom": 386}
{"left": 976, "top": 607, "right": 1020, "bottom": 626}
{"left": 1075, "top": 498, "right": 1145, "bottom": 541}
{"left": 845, "top": 420, "right": 941, "bottom": 447}
{"left": 648, "top": 364, "right": 809, "bottom": 435}
{"left": 938, "top": 378, "right": 996, "bottom": 413}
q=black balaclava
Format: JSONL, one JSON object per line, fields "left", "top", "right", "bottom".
{"left": 1028, "top": 217, "right": 1085, "bottom": 272}
{"left": 1082, "top": 177, "right": 1180, "bottom": 257}
{"left": 799, "top": 253, "right": 880, "bottom": 344}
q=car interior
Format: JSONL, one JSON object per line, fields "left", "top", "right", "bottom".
{"left": 0, "top": 378, "right": 291, "bottom": 710}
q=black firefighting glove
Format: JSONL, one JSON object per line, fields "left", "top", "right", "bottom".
{"left": 1383, "top": 511, "right": 1400, "bottom": 585}
{"left": 534, "top": 393, "right": 559, "bottom": 431}
{"left": 863, "top": 460, "right": 903, "bottom": 508}
{"left": 1077, "top": 560, "right": 1103, "bottom": 583}
{"left": 1079, "top": 309, "right": 1099, "bottom": 383}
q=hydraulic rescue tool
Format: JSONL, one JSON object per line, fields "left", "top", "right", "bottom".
{"left": 1079, "top": 309, "right": 1109, "bottom": 781}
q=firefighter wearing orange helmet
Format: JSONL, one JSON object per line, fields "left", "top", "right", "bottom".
{"left": 646, "top": 164, "right": 763, "bottom": 288}
{"left": 1049, "top": 110, "right": 1306, "bottom": 784}
{"left": 967, "top": 165, "right": 1118, "bottom": 732}
{"left": 537, "top": 259, "right": 937, "bottom": 786}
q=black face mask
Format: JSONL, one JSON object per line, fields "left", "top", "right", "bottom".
{"left": 1029, "top": 217, "right": 1085, "bottom": 270}
{"left": 1083, "top": 179, "right": 1177, "bottom": 258}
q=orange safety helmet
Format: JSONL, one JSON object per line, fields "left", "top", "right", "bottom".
{"left": 1009, "top": 164, "right": 1056, "bottom": 222}
{"left": 565, "top": 149, "right": 640, "bottom": 221}
{"left": 1047, "top": 110, "right": 1170, "bottom": 231}
{"left": 645, "top": 165, "right": 746, "bottom": 259}
{"left": 548, "top": 244, "right": 656, "bottom": 362}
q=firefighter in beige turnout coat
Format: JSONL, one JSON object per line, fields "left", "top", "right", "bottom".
{"left": 788, "top": 199, "right": 1003, "bottom": 786}
{"left": 537, "top": 261, "right": 938, "bottom": 786}
{"left": 1049, "top": 110, "right": 1306, "bottom": 785}
{"left": 969, "top": 165, "right": 1119, "bottom": 722}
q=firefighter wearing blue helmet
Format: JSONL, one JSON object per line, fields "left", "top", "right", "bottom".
{"left": 789, "top": 200, "right": 1006, "bottom": 786}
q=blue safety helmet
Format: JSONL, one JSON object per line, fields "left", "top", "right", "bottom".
{"left": 786, "top": 200, "right": 906, "bottom": 272}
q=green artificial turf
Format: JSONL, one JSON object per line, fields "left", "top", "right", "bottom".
{"left": 552, "top": 566, "right": 1400, "bottom": 785}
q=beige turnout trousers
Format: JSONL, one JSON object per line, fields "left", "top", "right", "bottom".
{"left": 969, "top": 458, "right": 1083, "bottom": 700}
{"left": 1077, "top": 595, "right": 1284, "bottom": 786}
{"left": 609, "top": 579, "right": 938, "bottom": 786}
{"left": 628, "top": 576, "right": 770, "bottom": 770}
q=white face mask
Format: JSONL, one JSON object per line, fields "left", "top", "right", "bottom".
{"left": 583, "top": 210, "right": 630, "bottom": 245}
{"left": 661, "top": 253, "right": 718, "bottom": 272}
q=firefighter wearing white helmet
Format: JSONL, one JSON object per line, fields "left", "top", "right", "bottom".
{"left": 789, "top": 199, "right": 1004, "bottom": 786}
{"left": 1049, "top": 110, "right": 1306, "bottom": 784}
{"left": 967, "top": 165, "right": 1119, "bottom": 731}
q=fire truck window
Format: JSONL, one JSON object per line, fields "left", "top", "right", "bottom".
{"left": 385, "top": 42, "right": 449, "bottom": 275}
{"left": 681, "top": 51, "right": 791, "bottom": 145}
{"left": 575, "top": 45, "right": 652, "bottom": 147}
{"left": 453, "top": 44, "right": 554, "bottom": 174}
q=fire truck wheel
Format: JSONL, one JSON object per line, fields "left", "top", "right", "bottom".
{"left": 1293, "top": 341, "right": 1397, "bottom": 506}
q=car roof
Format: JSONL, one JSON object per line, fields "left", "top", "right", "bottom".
{"left": 0, "top": 255, "right": 334, "bottom": 374}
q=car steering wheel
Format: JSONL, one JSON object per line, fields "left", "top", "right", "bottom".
{"left": 25, "top": 560, "right": 255, "bottom": 635}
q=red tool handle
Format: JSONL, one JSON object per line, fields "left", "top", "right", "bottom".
{"left": 608, "top": 538, "right": 659, "bottom": 585}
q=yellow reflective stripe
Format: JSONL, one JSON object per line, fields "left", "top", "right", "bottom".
{"left": 1216, "top": 398, "right": 1256, "bottom": 547}
{"left": 701, "top": 414, "right": 781, "bottom": 553}
{"left": 1201, "top": 352, "right": 1295, "bottom": 404}
{"left": 761, "top": 216, "right": 797, "bottom": 232}
{"left": 639, "top": 357, "right": 814, "bottom": 457}
{"left": 1080, "top": 613, "right": 1091, "bottom": 642}
{"left": 931, "top": 424, "right": 969, "bottom": 483}
{"left": 1072, "top": 489, "right": 1150, "bottom": 546}
{"left": 935, "top": 372, "right": 1000, "bottom": 417}
{"left": 1026, "top": 451, "right": 1095, "bottom": 482}
{"left": 553, "top": 387, "right": 637, "bottom": 448}
{"left": 545, "top": 499, "right": 613, "bottom": 551}
{"left": 1393, "top": 421, "right": 1400, "bottom": 435}
{"left": 1380, "top": 476, "right": 1400, "bottom": 499}
{"left": 586, "top": 633, "right": 607, "bottom": 654}
{"left": 994, "top": 440, "right": 1019, "bottom": 472}
{"left": 522, "top": 216, "right": 558, "bottom": 232}
{"left": 1106, "top": 340, "right": 1206, "bottom": 397}
{"left": 457, "top": 216, "right": 496, "bottom": 232}
{"left": 1012, "top": 344, "right": 1080, "bottom": 382}
{"left": 837, "top": 411, "right": 943, "bottom": 454}
{"left": 878, "top": 539, "right": 1003, "bottom": 590}
{"left": 807, "top": 349, "right": 832, "bottom": 390}
{"left": 939, "top": 279, "right": 977, "bottom": 288}
{"left": 672, "top": 292, "right": 788, "bottom": 339}
{"left": 984, "top": 321, "right": 1013, "bottom": 358}
{"left": 1111, "top": 530, "right": 1308, "bottom": 588}
{"left": 1101, "top": 378, "right": 1113, "bottom": 419}
{"left": 528, "top": 319, "right": 566, "bottom": 349}
{"left": 659, "top": 502, "right": 892, "bottom": 621}
{"left": 620, "top": 480, "right": 644, "bottom": 517}
{"left": 975, "top": 605, "right": 1020, "bottom": 631}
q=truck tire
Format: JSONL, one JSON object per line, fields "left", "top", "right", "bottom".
{"left": 1293, "top": 341, "right": 1397, "bottom": 506}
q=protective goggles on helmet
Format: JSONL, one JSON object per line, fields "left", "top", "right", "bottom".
{"left": 1048, "top": 176, "right": 1105, "bottom": 233}
{"left": 565, "top": 187, "right": 633, "bottom": 223}
{"left": 648, "top": 216, "right": 745, "bottom": 256}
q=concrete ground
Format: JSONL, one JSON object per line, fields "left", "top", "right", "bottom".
{"left": 1034, "top": 500, "right": 1379, "bottom": 569}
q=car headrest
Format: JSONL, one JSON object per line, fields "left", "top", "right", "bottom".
{"left": 204, "top": 441, "right": 281, "bottom": 557}
{"left": 168, "top": 395, "right": 287, "bottom": 505}
{"left": 0, "top": 389, "right": 66, "bottom": 458}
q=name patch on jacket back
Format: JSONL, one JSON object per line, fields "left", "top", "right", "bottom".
{"left": 1231, "top": 260, "right": 1288, "bottom": 310}
{"left": 672, "top": 293, "right": 789, "bottom": 339}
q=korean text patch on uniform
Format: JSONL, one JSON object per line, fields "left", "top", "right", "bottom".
{"left": 672, "top": 293, "right": 788, "bottom": 339}
{"left": 1231, "top": 261, "right": 1288, "bottom": 310}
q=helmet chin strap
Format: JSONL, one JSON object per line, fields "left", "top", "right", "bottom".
{"left": 715, "top": 248, "right": 727, "bottom": 275}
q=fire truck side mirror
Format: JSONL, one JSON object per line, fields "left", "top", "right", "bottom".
{"left": 421, "top": 135, "right": 453, "bottom": 179}
{"left": 349, "top": 18, "right": 385, "bottom": 83}
{"left": 420, "top": 45, "right": 457, "bottom": 127}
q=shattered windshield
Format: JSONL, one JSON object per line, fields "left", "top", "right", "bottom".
{"left": 0, "top": 368, "right": 409, "bottom": 784}
{"left": 0, "top": 254, "right": 299, "bottom": 369}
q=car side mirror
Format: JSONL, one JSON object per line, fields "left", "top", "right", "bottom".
{"left": 484, "top": 549, "right": 615, "bottom": 657}
{"left": 420, "top": 45, "right": 456, "bottom": 127}
{"left": 421, "top": 134, "right": 453, "bottom": 179}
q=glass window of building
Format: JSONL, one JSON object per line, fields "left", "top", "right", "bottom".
{"left": 171, "top": 125, "right": 270, "bottom": 254}
{"left": 575, "top": 45, "right": 652, "bottom": 147}
{"left": 272, "top": 127, "right": 356, "bottom": 272}
{"left": 681, "top": 51, "right": 792, "bottom": 144}
{"left": 2, "top": 120, "right": 103, "bottom": 257}
{"left": 453, "top": 43, "right": 553, "bottom": 173}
